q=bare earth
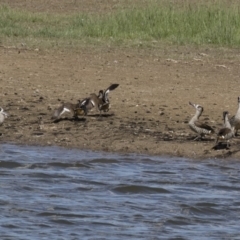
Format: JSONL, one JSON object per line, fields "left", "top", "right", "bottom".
{"left": 1, "top": 1, "right": 240, "bottom": 159}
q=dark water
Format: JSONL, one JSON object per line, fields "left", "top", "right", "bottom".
{"left": 0, "top": 144, "right": 240, "bottom": 240}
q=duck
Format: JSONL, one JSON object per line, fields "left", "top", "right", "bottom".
{"left": 216, "top": 111, "right": 234, "bottom": 148}
{"left": 78, "top": 84, "right": 119, "bottom": 117}
{"left": 0, "top": 107, "right": 8, "bottom": 125}
{"left": 230, "top": 96, "right": 240, "bottom": 136}
{"left": 97, "top": 83, "right": 119, "bottom": 115}
{"left": 52, "top": 102, "right": 85, "bottom": 120}
{"left": 188, "top": 102, "right": 215, "bottom": 140}
{"left": 76, "top": 94, "right": 100, "bottom": 116}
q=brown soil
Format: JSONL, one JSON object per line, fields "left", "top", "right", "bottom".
{"left": 1, "top": 1, "right": 240, "bottom": 159}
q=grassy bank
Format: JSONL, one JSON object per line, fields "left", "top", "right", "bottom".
{"left": 1, "top": 1, "right": 240, "bottom": 48}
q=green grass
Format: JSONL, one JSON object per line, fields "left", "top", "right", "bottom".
{"left": 1, "top": 1, "right": 240, "bottom": 48}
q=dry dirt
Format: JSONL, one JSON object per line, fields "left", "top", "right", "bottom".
{"left": 1, "top": 1, "right": 240, "bottom": 159}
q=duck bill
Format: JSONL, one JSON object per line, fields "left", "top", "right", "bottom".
{"left": 189, "top": 102, "right": 196, "bottom": 108}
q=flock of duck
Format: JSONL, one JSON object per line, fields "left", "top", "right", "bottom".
{"left": 52, "top": 83, "right": 119, "bottom": 120}
{"left": 189, "top": 97, "right": 240, "bottom": 148}
{"left": 0, "top": 83, "right": 239, "bottom": 149}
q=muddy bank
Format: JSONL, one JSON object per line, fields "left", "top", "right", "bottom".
{"left": 1, "top": 45, "right": 240, "bottom": 159}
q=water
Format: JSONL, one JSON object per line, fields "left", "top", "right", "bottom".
{"left": 0, "top": 144, "right": 240, "bottom": 240}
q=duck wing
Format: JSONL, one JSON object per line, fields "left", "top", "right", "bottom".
{"left": 195, "top": 121, "right": 215, "bottom": 133}
{"left": 102, "top": 84, "right": 119, "bottom": 102}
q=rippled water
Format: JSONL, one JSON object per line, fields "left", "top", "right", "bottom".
{"left": 0, "top": 144, "right": 240, "bottom": 239}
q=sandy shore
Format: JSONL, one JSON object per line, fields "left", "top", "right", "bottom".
{"left": 1, "top": 44, "right": 240, "bottom": 159}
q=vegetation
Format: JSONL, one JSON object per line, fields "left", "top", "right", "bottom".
{"left": 1, "top": 1, "right": 240, "bottom": 48}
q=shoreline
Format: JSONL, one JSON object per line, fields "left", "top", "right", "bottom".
{"left": 1, "top": 133, "right": 238, "bottom": 160}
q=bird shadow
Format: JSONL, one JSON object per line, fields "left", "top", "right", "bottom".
{"left": 52, "top": 117, "right": 86, "bottom": 123}
{"left": 212, "top": 142, "right": 230, "bottom": 150}
{"left": 212, "top": 144, "right": 240, "bottom": 158}
{"left": 187, "top": 136, "right": 215, "bottom": 142}
{"left": 87, "top": 113, "right": 115, "bottom": 118}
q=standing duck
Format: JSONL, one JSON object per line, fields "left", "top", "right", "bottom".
{"left": 230, "top": 96, "right": 240, "bottom": 136}
{"left": 0, "top": 107, "right": 8, "bottom": 125}
{"left": 216, "top": 111, "right": 234, "bottom": 148}
{"left": 188, "top": 102, "right": 215, "bottom": 140}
